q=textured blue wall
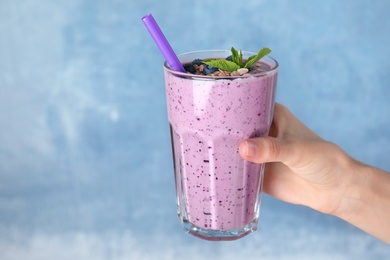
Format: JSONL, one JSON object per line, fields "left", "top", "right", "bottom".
{"left": 0, "top": 0, "right": 389, "bottom": 259}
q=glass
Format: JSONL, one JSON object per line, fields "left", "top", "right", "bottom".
{"left": 164, "top": 50, "right": 278, "bottom": 241}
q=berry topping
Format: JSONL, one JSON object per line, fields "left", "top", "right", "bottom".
{"left": 203, "top": 65, "right": 219, "bottom": 75}
{"left": 192, "top": 59, "right": 204, "bottom": 66}
{"left": 184, "top": 63, "right": 196, "bottom": 73}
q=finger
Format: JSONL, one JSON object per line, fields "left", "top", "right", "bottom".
{"left": 270, "top": 103, "right": 321, "bottom": 141}
{"left": 263, "top": 162, "right": 305, "bottom": 205}
{"left": 239, "top": 137, "right": 293, "bottom": 164}
{"left": 268, "top": 103, "right": 292, "bottom": 138}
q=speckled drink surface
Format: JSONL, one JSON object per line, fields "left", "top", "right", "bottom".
{"left": 165, "top": 62, "right": 277, "bottom": 231}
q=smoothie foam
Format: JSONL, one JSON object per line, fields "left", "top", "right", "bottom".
{"left": 164, "top": 51, "right": 278, "bottom": 240}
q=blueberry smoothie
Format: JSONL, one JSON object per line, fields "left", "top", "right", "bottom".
{"left": 164, "top": 50, "right": 278, "bottom": 241}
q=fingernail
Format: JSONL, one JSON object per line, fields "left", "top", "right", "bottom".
{"left": 245, "top": 140, "right": 257, "bottom": 157}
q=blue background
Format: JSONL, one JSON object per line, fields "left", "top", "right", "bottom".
{"left": 1, "top": 0, "right": 389, "bottom": 259}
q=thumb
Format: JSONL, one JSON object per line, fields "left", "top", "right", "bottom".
{"left": 239, "top": 137, "right": 292, "bottom": 164}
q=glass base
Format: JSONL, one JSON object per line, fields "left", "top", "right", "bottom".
{"left": 181, "top": 218, "right": 258, "bottom": 241}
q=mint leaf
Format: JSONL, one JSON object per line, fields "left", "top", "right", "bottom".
{"left": 244, "top": 47, "right": 271, "bottom": 68}
{"left": 231, "top": 47, "right": 243, "bottom": 67}
{"left": 203, "top": 59, "right": 240, "bottom": 72}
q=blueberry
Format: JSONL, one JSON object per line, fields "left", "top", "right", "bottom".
{"left": 203, "top": 65, "right": 219, "bottom": 75}
{"left": 183, "top": 63, "right": 196, "bottom": 73}
{"left": 192, "top": 59, "right": 204, "bottom": 66}
{"left": 226, "top": 55, "right": 233, "bottom": 61}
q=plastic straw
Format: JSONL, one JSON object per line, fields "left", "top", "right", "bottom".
{"left": 142, "top": 13, "right": 185, "bottom": 72}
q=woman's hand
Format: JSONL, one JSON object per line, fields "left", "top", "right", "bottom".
{"left": 239, "top": 103, "right": 390, "bottom": 244}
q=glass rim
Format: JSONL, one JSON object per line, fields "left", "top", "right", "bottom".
{"left": 164, "top": 50, "right": 279, "bottom": 80}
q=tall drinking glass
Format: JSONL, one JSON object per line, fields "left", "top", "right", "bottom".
{"left": 164, "top": 50, "right": 278, "bottom": 241}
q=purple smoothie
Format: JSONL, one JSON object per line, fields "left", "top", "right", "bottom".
{"left": 164, "top": 50, "right": 278, "bottom": 240}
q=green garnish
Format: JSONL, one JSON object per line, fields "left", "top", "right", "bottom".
{"left": 231, "top": 47, "right": 243, "bottom": 68}
{"left": 203, "top": 47, "right": 271, "bottom": 72}
{"left": 244, "top": 47, "right": 271, "bottom": 68}
{"left": 203, "top": 59, "right": 240, "bottom": 72}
